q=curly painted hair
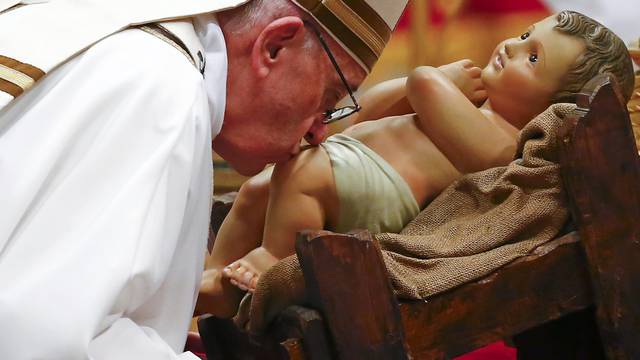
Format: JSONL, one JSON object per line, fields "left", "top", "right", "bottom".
{"left": 552, "top": 10, "right": 635, "bottom": 104}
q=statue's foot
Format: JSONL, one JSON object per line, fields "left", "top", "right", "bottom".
{"left": 222, "top": 247, "right": 279, "bottom": 292}
{"left": 195, "top": 268, "right": 246, "bottom": 318}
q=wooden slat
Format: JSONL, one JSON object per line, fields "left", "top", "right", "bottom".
{"left": 399, "top": 232, "right": 593, "bottom": 359}
{"left": 198, "top": 315, "right": 262, "bottom": 360}
{"left": 198, "top": 305, "right": 330, "bottom": 360}
{"left": 271, "top": 306, "right": 332, "bottom": 360}
{"left": 559, "top": 74, "right": 640, "bottom": 359}
{"left": 296, "top": 230, "right": 409, "bottom": 360}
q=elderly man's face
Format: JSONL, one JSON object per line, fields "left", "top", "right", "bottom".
{"left": 215, "top": 24, "right": 366, "bottom": 176}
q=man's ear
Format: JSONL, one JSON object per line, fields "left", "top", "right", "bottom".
{"left": 251, "top": 16, "right": 305, "bottom": 78}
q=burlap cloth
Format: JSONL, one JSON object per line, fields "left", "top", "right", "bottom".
{"left": 236, "top": 103, "right": 576, "bottom": 334}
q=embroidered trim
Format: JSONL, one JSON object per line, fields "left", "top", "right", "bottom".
{"left": 295, "top": 0, "right": 391, "bottom": 69}
{"left": 138, "top": 24, "right": 197, "bottom": 68}
{"left": 0, "top": 55, "right": 45, "bottom": 98}
{"left": 0, "top": 64, "right": 34, "bottom": 89}
{"left": 0, "top": 78, "right": 22, "bottom": 97}
{"left": 323, "top": 0, "right": 386, "bottom": 56}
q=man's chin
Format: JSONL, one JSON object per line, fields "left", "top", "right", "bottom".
{"left": 219, "top": 149, "right": 295, "bottom": 176}
{"left": 229, "top": 160, "right": 268, "bottom": 177}
{"left": 234, "top": 166, "right": 264, "bottom": 176}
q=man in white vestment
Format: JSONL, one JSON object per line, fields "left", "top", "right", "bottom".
{"left": 0, "top": 0, "right": 408, "bottom": 358}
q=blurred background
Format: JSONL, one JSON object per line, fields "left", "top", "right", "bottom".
{"left": 214, "top": 0, "right": 639, "bottom": 193}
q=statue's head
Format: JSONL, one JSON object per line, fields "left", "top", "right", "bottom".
{"left": 551, "top": 10, "right": 635, "bottom": 104}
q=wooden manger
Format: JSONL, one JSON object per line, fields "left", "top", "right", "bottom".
{"left": 198, "top": 74, "right": 640, "bottom": 360}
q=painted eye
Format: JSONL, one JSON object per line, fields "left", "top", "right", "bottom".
{"left": 520, "top": 32, "right": 530, "bottom": 40}
{"left": 529, "top": 54, "right": 538, "bottom": 63}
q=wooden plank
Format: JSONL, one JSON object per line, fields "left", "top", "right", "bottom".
{"left": 559, "top": 74, "right": 640, "bottom": 359}
{"left": 198, "top": 315, "right": 268, "bottom": 360}
{"left": 198, "top": 305, "right": 329, "bottom": 360}
{"left": 271, "top": 306, "right": 332, "bottom": 360}
{"left": 280, "top": 339, "right": 305, "bottom": 360}
{"left": 296, "top": 230, "right": 409, "bottom": 360}
{"left": 398, "top": 232, "right": 593, "bottom": 359}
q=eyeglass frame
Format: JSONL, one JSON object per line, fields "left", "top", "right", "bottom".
{"left": 303, "top": 21, "right": 361, "bottom": 124}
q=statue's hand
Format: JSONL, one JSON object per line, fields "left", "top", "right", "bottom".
{"left": 438, "top": 59, "right": 487, "bottom": 106}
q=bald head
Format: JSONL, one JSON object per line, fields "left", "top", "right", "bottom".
{"left": 220, "top": 0, "right": 299, "bottom": 32}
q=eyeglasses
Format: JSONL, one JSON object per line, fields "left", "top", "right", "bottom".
{"left": 304, "top": 22, "right": 361, "bottom": 124}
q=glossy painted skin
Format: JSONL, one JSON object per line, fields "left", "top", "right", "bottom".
{"left": 481, "top": 14, "right": 586, "bottom": 129}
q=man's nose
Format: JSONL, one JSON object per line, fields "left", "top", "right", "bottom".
{"left": 304, "top": 115, "right": 329, "bottom": 145}
{"left": 304, "top": 128, "right": 327, "bottom": 145}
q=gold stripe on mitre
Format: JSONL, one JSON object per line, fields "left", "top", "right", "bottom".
{"left": 295, "top": 0, "right": 391, "bottom": 72}
{"left": 0, "top": 55, "right": 45, "bottom": 98}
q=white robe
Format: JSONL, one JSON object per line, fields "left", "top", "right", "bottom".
{"left": 0, "top": 14, "right": 227, "bottom": 360}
